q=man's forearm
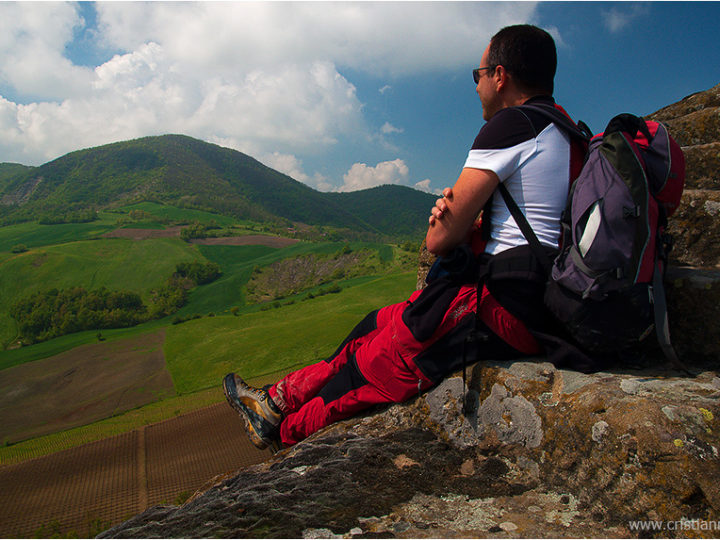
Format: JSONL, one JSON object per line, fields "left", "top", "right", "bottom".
{"left": 425, "top": 167, "right": 499, "bottom": 255}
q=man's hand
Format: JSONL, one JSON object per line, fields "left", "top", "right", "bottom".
{"left": 428, "top": 187, "right": 454, "bottom": 225}
{"left": 425, "top": 167, "right": 499, "bottom": 256}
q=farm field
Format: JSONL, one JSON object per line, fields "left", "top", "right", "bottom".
{"left": 0, "top": 330, "right": 172, "bottom": 445}
{"left": 0, "top": 201, "right": 423, "bottom": 537}
{"left": 165, "top": 271, "right": 414, "bottom": 394}
{"left": 0, "top": 268, "right": 413, "bottom": 537}
{"left": 0, "top": 400, "right": 273, "bottom": 538}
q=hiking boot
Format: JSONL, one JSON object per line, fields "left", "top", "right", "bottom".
{"left": 223, "top": 373, "right": 283, "bottom": 450}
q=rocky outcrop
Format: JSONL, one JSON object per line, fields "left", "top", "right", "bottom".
{"left": 649, "top": 82, "right": 720, "bottom": 267}
{"left": 101, "top": 362, "right": 720, "bottom": 538}
{"left": 666, "top": 266, "right": 720, "bottom": 363}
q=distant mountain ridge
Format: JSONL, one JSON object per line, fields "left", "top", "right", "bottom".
{"left": 0, "top": 134, "right": 435, "bottom": 239}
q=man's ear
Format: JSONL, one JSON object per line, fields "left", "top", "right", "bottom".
{"left": 494, "top": 65, "right": 508, "bottom": 91}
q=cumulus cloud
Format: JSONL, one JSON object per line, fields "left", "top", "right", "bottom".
{"left": 340, "top": 159, "right": 410, "bottom": 192}
{"left": 0, "top": 3, "right": 94, "bottom": 101}
{"left": 260, "top": 151, "right": 333, "bottom": 191}
{"left": 94, "top": 2, "right": 536, "bottom": 77}
{"left": 0, "top": 47, "right": 365, "bottom": 165}
{"left": 414, "top": 179, "right": 435, "bottom": 193}
{"left": 0, "top": 1, "right": 538, "bottom": 181}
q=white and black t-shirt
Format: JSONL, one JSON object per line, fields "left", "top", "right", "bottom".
{"left": 464, "top": 96, "right": 572, "bottom": 255}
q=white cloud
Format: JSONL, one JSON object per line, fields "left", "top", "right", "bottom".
{"left": 379, "top": 85, "right": 392, "bottom": 95}
{"left": 0, "top": 49, "right": 365, "bottom": 165}
{"left": 381, "top": 122, "right": 404, "bottom": 135}
{"left": 340, "top": 159, "right": 410, "bottom": 192}
{"left": 95, "top": 2, "right": 537, "bottom": 77}
{"left": 0, "top": 3, "right": 94, "bottom": 100}
{"left": 602, "top": 5, "right": 649, "bottom": 33}
{"left": 260, "top": 151, "right": 332, "bottom": 191}
{"left": 261, "top": 152, "right": 310, "bottom": 183}
{"left": 0, "top": 1, "right": 539, "bottom": 178}
{"left": 414, "top": 179, "right": 434, "bottom": 193}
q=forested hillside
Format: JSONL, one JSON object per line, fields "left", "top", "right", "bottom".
{"left": 0, "top": 135, "right": 435, "bottom": 241}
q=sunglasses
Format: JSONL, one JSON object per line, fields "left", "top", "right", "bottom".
{"left": 473, "top": 66, "right": 495, "bottom": 84}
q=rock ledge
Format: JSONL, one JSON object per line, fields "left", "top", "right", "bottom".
{"left": 101, "top": 361, "right": 719, "bottom": 539}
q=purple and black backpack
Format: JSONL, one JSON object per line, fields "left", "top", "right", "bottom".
{"left": 499, "top": 107, "right": 686, "bottom": 368}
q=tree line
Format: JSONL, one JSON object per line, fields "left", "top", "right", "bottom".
{"left": 10, "top": 261, "right": 221, "bottom": 345}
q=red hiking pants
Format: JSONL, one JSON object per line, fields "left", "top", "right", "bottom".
{"left": 268, "top": 283, "right": 540, "bottom": 446}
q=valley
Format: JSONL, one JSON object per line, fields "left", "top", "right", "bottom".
{"left": 0, "top": 189, "right": 422, "bottom": 536}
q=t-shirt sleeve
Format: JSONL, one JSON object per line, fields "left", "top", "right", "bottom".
{"left": 463, "top": 107, "right": 539, "bottom": 181}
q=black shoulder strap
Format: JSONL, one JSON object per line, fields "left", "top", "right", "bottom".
{"left": 496, "top": 182, "right": 553, "bottom": 275}
{"left": 517, "top": 103, "right": 592, "bottom": 141}
{"left": 496, "top": 102, "right": 590, "bottom": 272}
{"left": 651, "top": 259, "right": 693, "bottom": 376}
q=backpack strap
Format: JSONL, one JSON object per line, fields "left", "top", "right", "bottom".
{"left": 497, "top": 181, "right": 553, "bottom": 275}
{"left": 518, "top": 103, "right": 592, "bottom": 141}
{"left": 652, "top": 257, "right": 693, "bottom": 376}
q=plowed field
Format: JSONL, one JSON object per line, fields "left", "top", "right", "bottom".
{"left": 102, "top": 225, "right": 299, "bottom": 248}
{"left": 0, "top": 402, "right": 272, "bottom": 538}
{"left": 0, "top": 331, "right": 173, "bottom": 444}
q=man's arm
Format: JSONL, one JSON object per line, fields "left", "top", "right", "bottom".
{"left": 425, "top": 167, "right": 499, "bottom": 256}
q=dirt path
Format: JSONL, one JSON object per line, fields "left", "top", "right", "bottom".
{"left": 102, "top": 226, "right": 185, "bottom": 240}
{"left": 102, "top": 226, "right": 300, "bottom": 248}
{"left": 189, "top": 234, "right": 300, "bottom": 247}
{"left": 0, "top": 401, "right": 272, "bottom": 538}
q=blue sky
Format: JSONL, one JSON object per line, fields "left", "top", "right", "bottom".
{"left": 1, "top": 2, "right": 718, "bottom": 194}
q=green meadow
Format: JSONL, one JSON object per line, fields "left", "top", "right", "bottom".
{"left": 0, "top": 237, "right": 205, "bottom": 348}
{"left": 0, "top": 270, "right": 415, "bottom": 464}
{"left": 119, "top": 201, "right": 240, "bottom": 226}
{"left": 0, "top": 203, "right": 422, "bottom": 461}
{"left": 165, "top": 271, "right": 414, "bottom": 394}
{"left": 0, "top": 214, "right": 117, "bottom": 251}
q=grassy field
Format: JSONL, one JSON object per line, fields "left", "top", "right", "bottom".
{"left": 183, "top": 241, "right": 395, "bottom": 317}
{"left": 118, "top": 201, "right": 240, "bottom": 226}
{"left": 165, "top": 271, "right": 415, "bottom": 394}
{"left": 0, "top": 269, "right": 416, "bottom": 464}
{"left": 0, "top": 215, "right": 118, "bottom": 252}
{"left": 0, "top": 202, "right": 422, "bottom": 465}
{"left": 0, "top": 237, "right": 206, "bottom": 347}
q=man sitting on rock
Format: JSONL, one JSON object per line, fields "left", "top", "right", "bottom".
{"left": 224, "top": 24, "right": 585, "bottom": 450}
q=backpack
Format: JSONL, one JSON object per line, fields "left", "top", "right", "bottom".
{"left": 497, "top": 105, "right": 687, "bottom": 370}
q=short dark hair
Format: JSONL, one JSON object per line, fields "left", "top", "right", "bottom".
{"left": 488, "top": 24, "right": 557, "bottom": 95}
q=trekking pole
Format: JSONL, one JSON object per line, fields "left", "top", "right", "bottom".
{"left": 461, "top": 327, "right": 489, "bottom": 416}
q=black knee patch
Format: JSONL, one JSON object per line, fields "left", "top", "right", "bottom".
{"left": 318, "top": 355, "right": 368, "bottom": 405}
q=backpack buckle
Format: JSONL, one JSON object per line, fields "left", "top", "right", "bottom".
{"left": 623, "top": 206, "right": 641, "bottom": 218}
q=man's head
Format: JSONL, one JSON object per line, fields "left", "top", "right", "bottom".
{"left": 488, "top": 24, "right": 557, "bottom": 95}
{"left": 475, "top": 24, "right": 557, "bottom": 120}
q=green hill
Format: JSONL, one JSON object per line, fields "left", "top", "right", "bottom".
{"left": 0, "top": 163, "right": 33, "bottom": 194}
{"left": 0, "top": 135, "right": 435, "bottom": 240}
{"left": 327, "top": 184, "right": 438, "bottom": 238}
